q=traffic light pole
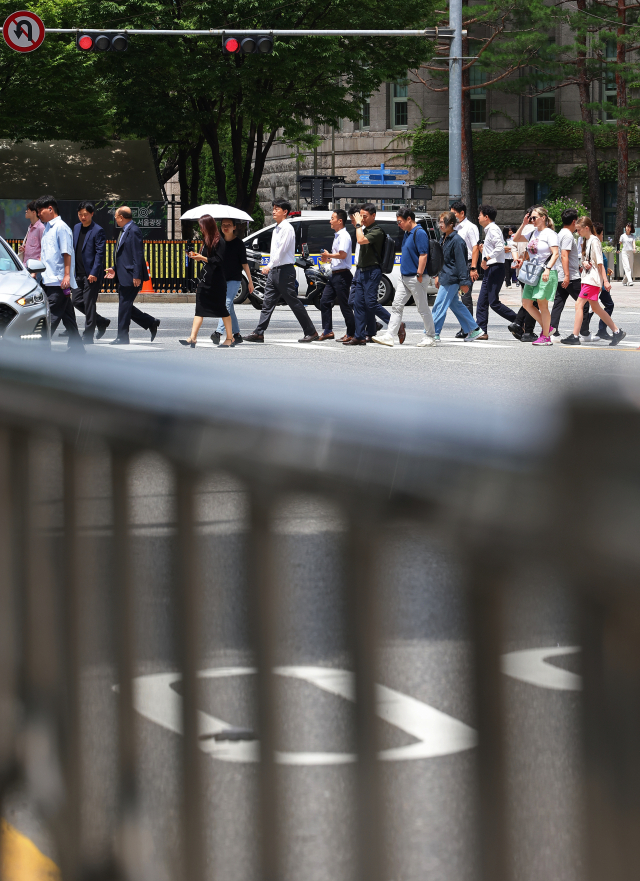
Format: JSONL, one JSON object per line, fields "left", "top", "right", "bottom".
{"left": 44, "top": 25, "right": 466, "bottom": 209}
{"left": 47, "top": 28, "right": 463, "bottom": 37}
{"left": 448, "top": 0, "right": 463, "bottom": 206}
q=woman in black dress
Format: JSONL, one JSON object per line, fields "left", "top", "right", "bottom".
{"left": 180, "top": 215, "right": 235, "bottom": 348}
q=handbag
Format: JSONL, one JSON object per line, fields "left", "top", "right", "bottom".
{"left": 517, "top": 260, "right": 544, "bottom": 287}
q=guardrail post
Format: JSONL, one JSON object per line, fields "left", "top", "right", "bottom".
{"left": 469, "top": 557, "right": 510, "bottom": 881}
{"left": 346, "top": 506, "right": 384, "bottom": 881}
{"left": 111, "top": 448, "right": 141, "bottom": 877}
{"left": 248, "top": 491, "right": 280, "bottom": 881}
{"left": 174, "top": 467, "right": 205, "bottom": 881}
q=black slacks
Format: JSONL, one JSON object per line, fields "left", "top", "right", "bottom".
{"left": 117, "top": 285, "right": 156, "bottom": 340}
{"left": 319, "top": 269, "right": 354, "bottom": 336}
{"left": 475, "top": 264, "right": 516, "bottom": 332}
{"left": 254, "top": 265, "right": 316, "bottom": 336}
{"left": 72, "top": 276, "right": 108, "bottom": 338}
{"left": 43, "top": 284, "right": 83, "bottom": 345}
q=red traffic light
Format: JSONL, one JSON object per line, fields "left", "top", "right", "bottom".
{"left": 77, "top": 34, "right": 93, "bottom": 50}
{"left": 224, "top": 37, "right": 240, "bottom": 53}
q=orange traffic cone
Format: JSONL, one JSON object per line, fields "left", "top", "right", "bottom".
{"left": 141, "top": 261, "right": 154, "bottom": 293}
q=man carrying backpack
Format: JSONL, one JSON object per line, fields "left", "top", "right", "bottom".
{"left": 344, "top": 203, "right": 391, "bottom": 346}
{"left": 371, "top": 207, "right": 436, "bottom": 347}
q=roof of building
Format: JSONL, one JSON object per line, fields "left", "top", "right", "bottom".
{"left": 0, "top": 139, "right": 163, "bottom": 200}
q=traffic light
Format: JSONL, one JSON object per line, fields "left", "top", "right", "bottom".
{"left": 222, "top": 33, "right": 273, "bottom": 55}
{"left": 76, "top": 32, "right": 129, "bottom": 52}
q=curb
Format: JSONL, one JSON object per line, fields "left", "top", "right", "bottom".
{"left": 1, "top": 821, "right": 59, "bottom": 881}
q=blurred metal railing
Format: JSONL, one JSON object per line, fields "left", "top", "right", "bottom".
{"left": 0, "top": 346, "right": 638, "bottom": 881}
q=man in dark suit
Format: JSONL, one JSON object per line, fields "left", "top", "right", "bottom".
{"left": 105, "top": 206, "right": 160, "bottom": 345}
{"left": 71, "top": 201, "right": 110, "bottom": 343}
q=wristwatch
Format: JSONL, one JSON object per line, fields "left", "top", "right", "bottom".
{"left": 355, "top": 223, "right": 362, "bottom": 228}
{"left": 471, "top": 265, "right": 477, "bottom": 271}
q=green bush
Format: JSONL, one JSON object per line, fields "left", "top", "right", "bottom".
{"left": 542, "top": 197, "right": 588, "bottom": 230}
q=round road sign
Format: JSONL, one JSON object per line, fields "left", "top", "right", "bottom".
{"left": 2, "top": 10, "right": 45, "bottom": 52}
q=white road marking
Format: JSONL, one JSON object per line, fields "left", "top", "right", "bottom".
{"left": 501, "top": 646, "right": 581, "bottom": 691}
{"left": 131, "top": 665, "right": 477, "bottom": 764}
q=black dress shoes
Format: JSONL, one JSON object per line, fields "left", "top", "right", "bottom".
{"left": 508, "top": 322, "right": 523, "bottom": 340}
{"left": 110, "top": 337, "right": 130, "bottom": 345}
{"left": 343, "top": 337, "right": 366, "bottom": 346}
{"left": 211, "top": 331, "right": 221, "bottom": 345}
{"left": 95, "top": 320, "right": 110, "bottom": 340}
{"left": 299, "top": 332, "right": 319, "bottom": 343}
{"left": 245, "top": 332, "right": 264, "bottom": 342}
{"left": 233, "top": 333, "right": 243, "bottom": 344}
{"left": 149, "top": 319, "right": 161, "bottom": 342}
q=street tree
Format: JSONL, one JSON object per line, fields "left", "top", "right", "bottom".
{"left": 0, "top": 0, "right": 113, "bottom": 142}
{"left": 87, "top": 0, "right": 439, "bottom": 214}
{"left": 411, "top": 0, "right": 557, "bottom": 220}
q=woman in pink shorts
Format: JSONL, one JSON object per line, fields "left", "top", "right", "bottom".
{"left": 561, "top": 216, "right": 626, "bottom": 346}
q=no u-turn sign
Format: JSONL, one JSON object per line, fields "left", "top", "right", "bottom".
{"left": 2, "top": 10, "right": 45, "bottom": 52}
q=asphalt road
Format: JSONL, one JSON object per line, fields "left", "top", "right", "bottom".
{"left": 7, "top": 289, "right": 634, "bottom": 881}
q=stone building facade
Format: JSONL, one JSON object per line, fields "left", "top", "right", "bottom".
{"left": 257, "top": 21, "right": 638, "bottom": 232}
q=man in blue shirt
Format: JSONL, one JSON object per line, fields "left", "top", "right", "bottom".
{"left": 371, "top": 208, "right": 435, "bottom": 347}
{"left": 35, "top": 195, "right": 85, "bottom": 351}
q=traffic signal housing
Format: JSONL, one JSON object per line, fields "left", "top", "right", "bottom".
{"left": 222, "top": 33, "right": 273, "bottom": 55}
{"left": 76, "top": 32, "right": 129, "bottom": 52}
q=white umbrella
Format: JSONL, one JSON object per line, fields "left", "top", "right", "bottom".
{"left": 179, "top": 204, "right": 253, "bottom": 222}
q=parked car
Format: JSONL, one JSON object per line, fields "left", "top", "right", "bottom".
{"left": 0, "top": 237, "right": 50, "bottom": 343}
{"left": 241, "top": 210, "right": 438, "bottom": 308}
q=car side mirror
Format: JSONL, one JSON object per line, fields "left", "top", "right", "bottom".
{"left": 252, "top": 239, "right": 259, "bottom": 249}
{"left": 26, "top": 259, "right": 46, "bottom": 272}
{"left": 302, "top": 244, "right": 309, "bottom": 258}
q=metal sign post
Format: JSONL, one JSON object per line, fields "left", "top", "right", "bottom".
{"left": 448, "top": 0, "right": 462, "bottom": 205}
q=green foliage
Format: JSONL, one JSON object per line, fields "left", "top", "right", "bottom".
{"left": 81, "top": 0, "right": 439, "bottom": 210}
{"left": 0, "top": 0, "right": 114, "bottom": 142}
{"left": 409, "top": 116, "right": 640, "bottom": 206}
{"left": 541, "top": 198, "right": 588, "bottom": 229}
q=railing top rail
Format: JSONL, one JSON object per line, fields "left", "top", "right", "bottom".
{"left": 0, "top": 348, "right": 566, "bottom": 505}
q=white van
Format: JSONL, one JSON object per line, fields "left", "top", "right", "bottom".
{"left": 241, "top": 210, "right": 438, "bottom": 306}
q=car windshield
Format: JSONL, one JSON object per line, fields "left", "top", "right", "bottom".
{"left": 0, "top": 240, "right": 20, "bottom": 272}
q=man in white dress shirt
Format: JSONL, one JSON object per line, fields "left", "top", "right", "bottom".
{"left": 474, "top": 204, "right": 517, "bottom": 339}
{"left": 317, "top": 209, "right": 355, "bottom": 341}
{"left": 245, "top": 199, "right": 318, "bottom": 342}
{"left": 451, "top": 201, "right": 479, "bottom": 324}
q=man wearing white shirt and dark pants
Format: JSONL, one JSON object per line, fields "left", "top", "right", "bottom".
{"left": 475, "top": 205, "right": 517, "bottom": 338}
{"left": 451, "top": 201, "right": 479, "bottom": 322}
{"left": 246, "top": 199, "right": 318, "bottom": 343}
{"left": 317, "top": 209, "right": 354, "bottom": 341}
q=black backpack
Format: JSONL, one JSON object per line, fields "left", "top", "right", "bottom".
{"left": 379, "top": 232, "right": 397, "bottom": 274}
{"left": 426, "top": 238, "right": 443, "bottom": 276}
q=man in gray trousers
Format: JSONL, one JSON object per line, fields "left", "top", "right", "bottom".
{"left": 371, "top": 208, "right": 436, "bottom": 347}
{"left": 245, "top": 199, "right": 319, "bottom": 343}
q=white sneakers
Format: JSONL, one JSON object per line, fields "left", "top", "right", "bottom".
{"left": 371, "top": 331, "right": 436, "bottom": 348}
{"left": 370, "top": 332, "right": 394, "bottom": 347}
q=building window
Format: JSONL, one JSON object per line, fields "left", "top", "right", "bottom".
{"left": 391, "top": 80, "right": 408, "bottom": 129}
{"left": 469, "top": 66, "right": 487, "bottom": 125}
{"left": 603, "top": 180, "right": 617, "bottom": 235}
{"left": 361, "top": 96, "right": 370, "bottom": 130}
{"left": 526, "top": 180, "right": 550, "bottom": 205}
{"left": 604, "top": 41, "right": 616, "bottom": 122}
{"left": 535, "top": 95, "right": 555, "bottom": 123}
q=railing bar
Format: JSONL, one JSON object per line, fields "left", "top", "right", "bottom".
{"left": 174, "top": 468, "right": 204, "bottom": 881}
{"left": 59, "top": 441, "right": 83, "bottom": 881}
{"left": 111, "top": 449, "right": 139, "bottom": 868}
{"left": 345, "top": 510, "right": 384, "bottom": 881}
{"left": 248, "top": 492, "right": 279, "bottom": 881}
{"left": 469, "top": 564, "right": 510, "bottom": 881}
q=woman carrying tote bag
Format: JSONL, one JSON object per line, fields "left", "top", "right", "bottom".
{"left": 560, "top": 216, "right": 626, "bottom": 347}
{"left": 512, "top": 206, "right": 559, "bottom": 346}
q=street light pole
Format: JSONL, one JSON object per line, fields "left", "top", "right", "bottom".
{"left": 448, "top": 0, "right": 462, "bottom": 205}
